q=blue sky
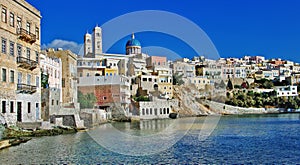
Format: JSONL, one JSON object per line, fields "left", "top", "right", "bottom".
{"left": 27, "top": 0, "right": 300, "bottom": 62}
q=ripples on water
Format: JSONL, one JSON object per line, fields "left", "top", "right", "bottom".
{"left": 0, "top": 114, "right": 299, "bottom": 164}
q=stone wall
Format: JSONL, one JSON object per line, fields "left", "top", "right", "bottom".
{"left": 50, "top": 115, "right": 75, "bottom": 127}
{"left": 204, "top": 100, "right": 266, "bottom": 114}
{"left": 79, "top": 109, "right": 108, "bottom": 127}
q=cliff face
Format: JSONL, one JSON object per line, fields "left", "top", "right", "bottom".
{"left": 173, "top": 85, "right": 217, "bottom": 116}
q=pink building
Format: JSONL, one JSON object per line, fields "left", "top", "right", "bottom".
{"left": 146, "top": 56, "right": 167, "bottom": 68}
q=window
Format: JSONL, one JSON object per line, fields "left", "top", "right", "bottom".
{"left": 16, "top": 17, "right": 21, "bottom": 33}
{"left": 10, "top": 101, "right": 14, "bottom": 113}
{"left": 26, "top": 48, "right": 30, "bottom": 59}
{"left": 27, "top": 102, "right": 31, "bottom": 113}
{"left": 35, "top": 51, "right": 39, "bottom": 62}
{"left": 9, "top": 41, "right": 14, "bottom": 56}
{"left": 2, "top": 38, "right": 6, "bottom": 54}
{"left": 1, "top": 8, "right": 7, "bottom": 23}
{"left": 56, "top": 100, "right": 59, "bottom": 105}
{"left": 103, "top": 96, "right": 107, "bottom": 100}
{"left": 17, "top": 44, "right": 22, "bottom": 57}
{"left": 2, "top": 101, "right": 6, "bottom": 113}
{"left": 9, "top": 12, "right": 14, "bottom": 27}
{"left": 142, "top": 109, "right": 145, "bottom": 115}
{"left": 51, "top": 99, "right": 54, "bottom": 105}
{"left": 97, "top": 41, "right": 100, "bottom": 49}
{"left": 62, "top": 78, "right": 65, "bottom": 87}
{"left": 17, "top": 72, "right": 22, "bottom": 84}
{"left": 35, "top": 27, "right": 39, "bottom": 39}
{"left": 27, "top": 74, "right": 31, "bottom": 85}
{"left": 10, "top": 70, "right": 14, "bottom": 83}
{"left": 2, "top": 68, "right": 7, "bottom": 82}
{"left": 36, "top": 76, "right": 39, "bottom": 88}
{"left": 26, "top": 22, "right": 30, "bottom": 34}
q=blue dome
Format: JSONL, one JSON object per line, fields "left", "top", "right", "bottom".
{"left": 126, "top": 33, "right": 141, "bottom": 47}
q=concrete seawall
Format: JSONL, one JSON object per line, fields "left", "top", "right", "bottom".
{"left": 203, "top": 100, "right": 267, "bottom": 114}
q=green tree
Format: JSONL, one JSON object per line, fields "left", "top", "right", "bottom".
{"left": 41, "top": 73, "right": 49, "bottom": 88}
{"left": 227, "top": 79, "right": 233, "bottom": 90}
{"left": 173, "top": 73, "right": 184, "bottom": 86}
{"left": 78, "top": 91, "right": 97, "bottom": 109}
{"left": 263, "top": 80, "right": 274, "bottom": 89}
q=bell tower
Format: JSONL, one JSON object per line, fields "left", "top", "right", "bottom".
{"left": 93, "top": 25, "right": 102, "bottom": 55}
{"left": 84, "top": 32, "right": 92, "bottom": 56}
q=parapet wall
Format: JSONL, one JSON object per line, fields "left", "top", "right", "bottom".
{"left": 204, "top": 100, "right": 266, "bottom": 114}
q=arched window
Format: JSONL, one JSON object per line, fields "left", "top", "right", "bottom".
{"left": 163, "top": 108, "right": 166, "bottom": 114}
{"left": 142, "top": 109, "right": 145, "bottom": 115}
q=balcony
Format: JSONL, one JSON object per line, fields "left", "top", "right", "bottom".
{"left": 17, "top": 57, "right": 38, "bottom": 70}
{"left": 17, "top": 28, "right": 36, "bottom": 44}
{"left": 17, "top": 84, "right": 37, "bottom": 94}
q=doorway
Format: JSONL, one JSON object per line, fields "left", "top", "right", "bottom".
{"left": 17, "top": 102, "right": 22, "bottom": 122}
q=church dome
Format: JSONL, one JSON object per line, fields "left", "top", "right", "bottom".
{"left": 126, "top": 33, "right": 141, "bottom": 47}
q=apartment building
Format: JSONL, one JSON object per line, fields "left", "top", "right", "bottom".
{"left": 0, "top": 0, "right": 41, "bottom": 125}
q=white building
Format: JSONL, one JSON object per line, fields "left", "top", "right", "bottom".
{"left": 274, "top": 86, "right": 298, "bottom": 97}
{"left": 173, "top": 61, "right": 195, "bottom": 78}
{"left": 138, "top": 98, "right": 178, "bottom": 119}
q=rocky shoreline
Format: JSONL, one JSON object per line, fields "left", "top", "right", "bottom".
{"left": 0, "top": 126, "right": 78, "bottom": 150}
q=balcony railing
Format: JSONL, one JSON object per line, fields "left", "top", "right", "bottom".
{"left": 17, "top": 83, "right": 37, "bottom": 94}
{"left": 16, "top": 28, "right": 36, "bottom": 44}
{"left": 17, "top": 56, "right": 38, "bottom": 70}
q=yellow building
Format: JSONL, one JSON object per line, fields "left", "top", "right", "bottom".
{"left": 155, "top": 66, "right": 173, "bottom": 98}
{"left": 0, "top": 0, "right": 41, "bottom": 125}
{"left": 104, "top": 67, "right": 118, "bottom": 76}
